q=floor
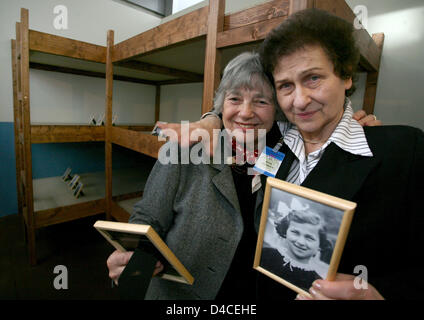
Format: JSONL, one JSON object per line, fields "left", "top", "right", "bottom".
{"left": 0, "top": 213, "right": 120, "bottom": 300}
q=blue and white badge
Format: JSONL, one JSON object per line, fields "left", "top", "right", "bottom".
{"left": 253, "top": 146, "right": 285, "bottom": 177}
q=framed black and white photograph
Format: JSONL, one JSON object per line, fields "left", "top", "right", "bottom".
{"left": 254, "top": 177, "right": 356, "bottom": 298}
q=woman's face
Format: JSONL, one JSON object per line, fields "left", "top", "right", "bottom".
{"left": 272, "top": 45, "right": 352, "bottom": 140}
{"left": 222, "top": 83, "right": 275, "bottom": 144}
{"left": 285, "top": 221, "right": 321, "bottom": 262}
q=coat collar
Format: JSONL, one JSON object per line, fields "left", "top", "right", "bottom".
{"left": 210, "top": 162, "right": 241, "bottom": 215}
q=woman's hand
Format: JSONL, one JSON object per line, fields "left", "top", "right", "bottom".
{"left": 107, "top": 250, "right": 164, "bottom": 286}
{"left": 156, "top": 116, "right": 222, "bottom": 156}
{"left": 353, "top": 110, "right": 382, "bottom": 127}
{"left": 296, "top": 273, "right": 384, "bottom": 300}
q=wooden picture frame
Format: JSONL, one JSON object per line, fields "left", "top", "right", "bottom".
{"left": 94, "top": 220, "right": 194, "bottom": 285}
{"left": 254, "top": 177, "right": 356, "bottom": 298}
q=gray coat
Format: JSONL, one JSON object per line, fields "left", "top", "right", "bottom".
{"left": 129, "top": 147, "right": 264, "bottom": 300}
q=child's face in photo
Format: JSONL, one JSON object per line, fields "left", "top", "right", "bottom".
{"left": 286, "top": 221, "right": 320, "bottom": 261}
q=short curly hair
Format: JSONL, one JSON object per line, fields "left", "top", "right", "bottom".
{"left": 259, "top": 8, "right": 360, "bottom": 96}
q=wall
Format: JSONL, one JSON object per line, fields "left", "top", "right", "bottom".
{"left": 346, "top": 0, "right": 424, "bottom": 130}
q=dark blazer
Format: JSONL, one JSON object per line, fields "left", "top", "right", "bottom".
{"left": 255, "top": 125, "right": 424, "bottom": 299}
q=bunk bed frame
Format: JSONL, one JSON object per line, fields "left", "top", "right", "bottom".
{"left": 12, "top": 0, "right": 384, "bottom": 265}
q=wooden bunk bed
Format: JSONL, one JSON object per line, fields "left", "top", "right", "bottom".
{"left": 12, "top": 0, "right": 384, "bottom": 265}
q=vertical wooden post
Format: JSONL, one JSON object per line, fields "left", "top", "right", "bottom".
{"left": 202, "top": 0, "right": 225, "bottom": 115}
{"left": 363, "top": 33, "right": 384, "bottom": 115}
{"left": 20, "top": 8, "right": 36, "bottom": 265}
{"left": 11, "top": 39, "right": 24, "bottom": 221}
{"left": 15, "top": 22, "right": 27, "bottom": 222}
{"left": 105, "top": 30, "right": 114, "bottom": 221}
{"left": 155, "top": 85, "right": 161, "bottom": 123}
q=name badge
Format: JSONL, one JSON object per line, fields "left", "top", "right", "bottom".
{"left": 253, "top": 146, "right": 285, "bottom": 177}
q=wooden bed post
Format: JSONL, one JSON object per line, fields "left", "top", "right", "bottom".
{"left": 19, "top": 8, "right": 36, "bottom": 265}
{"left": 105, "top": 30, "right": 114, "bottom": 221}
{"left": 202, "top": 0, "right": 225, "bottom": 115}
{"left": 11, "top": 38, "right": 23, "bottom": 219}
{"left": 363, "top": 33, "right": 385, "bottom": 115}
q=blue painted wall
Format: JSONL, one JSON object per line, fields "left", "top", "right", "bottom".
{"left": 0, "top": 122, "right": 18, "bottom": 217}
{"left": 0, "top": 122, "right": 155, "bottom": 217}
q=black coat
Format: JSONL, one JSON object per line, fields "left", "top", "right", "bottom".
{"left": 255, "top": 125, "right": 424, "bottom": 300}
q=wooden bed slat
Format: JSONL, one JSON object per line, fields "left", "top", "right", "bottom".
{"left": 30, "top": 125, "right": 155, "bottom": 144}
{"left": 29, "top": 29, "right": 106, "bottom": 63}
{"left": 113, "top": 6, "right": 209, "bottom": 62}
{"left": 116, "top": 60, "right": 203, "bottom": 82}
{"left": 224, "top": 0, "right": 289, "bottom": 30}
{"left": 31, "top": 125, "right": 105, "bottom": 143}
{"left": 35, "top": 199, "right": 106, "bottom": 228}
{"left": 111, "top": 127, "right": 165, "bottom": 159}
{"left": 29, "top": 62, "right": 158, "bottom": 85}
{"left": 217, "top": 16, "right": 286, "bottom": 48}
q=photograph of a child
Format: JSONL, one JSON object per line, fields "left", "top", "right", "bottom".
{"left": 260, "top": 187, "right": 343, "bottom": 292}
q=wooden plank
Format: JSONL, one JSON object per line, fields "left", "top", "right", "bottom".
{"left": 202, "top": 0, "right": 225, "bottom": 115}
{"left": 111, "top": 127, "right": 165, "bottom": 159}
{"left": 29, "top": 62, "right": 157, "bottom": 85}
{"left": 111, "top": 201, "right": 131, "bottom": 223}
{"left": 314, "top": 0, "right": 381, "bottom": 72}
{"left": 218, "top": 0, "right": 290, "bottom": 48}
{"left": 120, "top": 125, "right": 155, "bottom": 132}
{"left": 363, "top": 33, "right": 384, "bottom": 114}
{"left": 157, "top": 78, "right": 202, "bottom": 85}
{"left": 223, "top": 0, "right": 289, "bottom": 30}
{"left": 116, "top": 60, "right": 203, "bottom": 82}
{"left": 113, "top": 6, "right": 209, "bottom": 62}
{"left": 20, "top": 8, "right": 37, "bottom": 265}
{"left": 112, "top": 191, "right": 143, "bottom": 203}
{"left": 35, "top": 199, "right": 106, "bottom": 228}
{"left": 31, "top": 125, "right": 105, "bottom": 143}
{"left": 217, "top": 16, "right": 286, "bottom": 48}
{"left": 105, "top": 30, "right": 114, "bottom": 221}
{"left": 30, "top": 125, "right": 154, "bottom": 143}
{"left": 29, "top": 29, "right": 106, "bottom": 63}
